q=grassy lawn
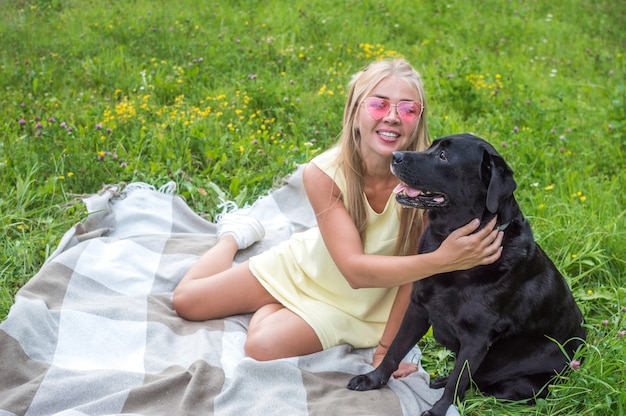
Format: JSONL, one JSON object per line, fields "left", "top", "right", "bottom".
{"left": 1, "top": 0, "right": 624, "bottom": 414}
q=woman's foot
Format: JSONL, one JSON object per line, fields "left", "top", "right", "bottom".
{"left": 216, "top": 213, "right": 265, "bottom": 249}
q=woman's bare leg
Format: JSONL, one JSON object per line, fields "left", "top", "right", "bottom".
{"left": 172, "top": 235, "right": 276, "bottom": 320}
{"left": 173, "top": 233, "right": 323, "bottom": 361}
{"left": 245, "top": 305, "right": 323, "bottom": 361}
{"left": 181, "top": 235, "right": 239, "bottom": 281}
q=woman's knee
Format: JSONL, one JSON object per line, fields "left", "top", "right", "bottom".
{"left": 244, "top": 309, "right": 323, "bottom": 361}
{"left": 172, "top": 282, "right": 216, "bottom": 321}
{"left": 172, "top": 285, "right": 196, "bottom": 320}
{"left": 244, "top": 331, "right": 280, "bottom": 361}
{"left": 244, "top": 330, "right": 322, "bottom": 361}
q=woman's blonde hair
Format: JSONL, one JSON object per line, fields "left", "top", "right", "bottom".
{"left": 336, "top": 58, "right": 430, "bottom": 256}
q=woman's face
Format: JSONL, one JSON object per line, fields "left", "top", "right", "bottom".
{"left": 356, "top": 76, "right": 421, "bottom": 162}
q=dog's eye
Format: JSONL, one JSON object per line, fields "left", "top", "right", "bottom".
{"left": 438, "top": 151, "right": 447, "bottom": 161}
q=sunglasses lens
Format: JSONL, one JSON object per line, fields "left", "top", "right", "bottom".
{"left": 365, "top": 97, "right": 390, "bottom": 120}
{"left": 397, "top": 101, "right": 421, "bottom": 122}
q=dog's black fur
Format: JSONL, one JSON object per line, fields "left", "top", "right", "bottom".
{"left": 347, "top": 133, "right": 585, "bottom": 416}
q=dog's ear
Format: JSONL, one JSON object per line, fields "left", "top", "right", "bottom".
{"left": 481, "top": 149, "right": 517, "bottom": 213}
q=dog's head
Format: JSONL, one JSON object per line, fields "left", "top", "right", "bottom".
{"left": 391, "top": 133, "right": 517, "bottom": 231}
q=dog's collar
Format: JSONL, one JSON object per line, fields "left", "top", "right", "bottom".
{"left": 498, "top": 222, "right": 510, "bottom": 231}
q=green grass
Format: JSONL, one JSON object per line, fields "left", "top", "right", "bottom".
{"left": 1, "top": 0, "right": 624, "bottom": 414}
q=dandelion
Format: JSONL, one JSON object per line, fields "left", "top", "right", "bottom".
{"left": 544, "top": 185, "right": 554, "bottom": 191}
{"left": 569, "top": 360, "right": 580, "bottom": 370}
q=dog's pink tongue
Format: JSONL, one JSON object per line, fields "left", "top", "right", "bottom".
{"left": 393, "top": 183, "right": 421, "bottom": 197}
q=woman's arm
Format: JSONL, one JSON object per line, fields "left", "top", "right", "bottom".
{"left": 372, "top": 283, "right": 420, "bottom": 377}
{"left": 302, "top": 163, "right": 503, "bottom": 289}
{"left": 376, "top": 283, "right": 412, "bottom": 352}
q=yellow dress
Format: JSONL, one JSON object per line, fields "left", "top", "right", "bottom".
{"left": 248, "top": 147, "right": 401, "bottom": 350}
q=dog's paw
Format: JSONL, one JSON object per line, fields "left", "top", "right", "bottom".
{"left": 347, "top": 374, "right": 387, "bottom": 391}
{"left": 421, "top": 401, "right": 449, "bottom": 416}
{"left": 421, "top": 409, "right": 446, "bottom": 416}
{"left": 429, "top": 376, "right": 448, "bottom": 389}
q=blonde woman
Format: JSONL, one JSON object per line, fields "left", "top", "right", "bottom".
{"left": 173, "top": 58, "right": 503, "bottom": 376}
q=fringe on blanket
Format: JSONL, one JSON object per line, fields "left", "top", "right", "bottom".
{"left": 119, "top": 180, "right": 264, "bottom": 222}
{"left": 123, "top": 181, "right": 178, "bottom": 195}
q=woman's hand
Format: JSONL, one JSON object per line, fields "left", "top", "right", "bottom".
{"left": 372, "top": 344, "right": 419, "bottom": 379}
{"left": 435, "top": 217, "right": 504, "bottom": 272}
{"left": 392, "top": 362, "right": 419, "bottom": 378}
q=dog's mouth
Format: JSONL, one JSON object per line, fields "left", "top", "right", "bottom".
{"left": 393, "top": 183, "right": 448, "bottom": 209}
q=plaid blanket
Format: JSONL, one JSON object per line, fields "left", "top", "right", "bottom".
{"left": 0, "top": 166, "right": 457, "bottom": 416}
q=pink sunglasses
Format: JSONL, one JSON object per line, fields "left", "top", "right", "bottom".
{"left": 363, "top": 97, "right": 423, "bottom": 123}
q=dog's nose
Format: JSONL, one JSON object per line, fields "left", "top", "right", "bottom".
{"left": 392, "top": 151, "right": 404, "bottom": 166}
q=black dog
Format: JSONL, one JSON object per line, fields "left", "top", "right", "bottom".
{"left": 348, "top": 133, "right": 585, "bottom": 416}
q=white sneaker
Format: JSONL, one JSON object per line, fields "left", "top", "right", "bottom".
{"left": 216, "top": 213, "right": 265, "bottom": 250}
